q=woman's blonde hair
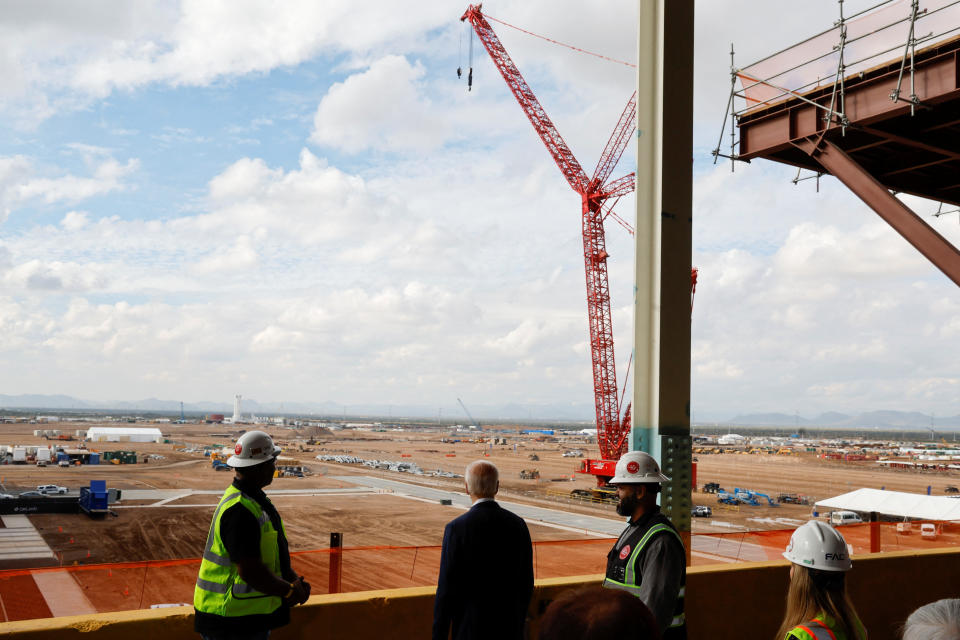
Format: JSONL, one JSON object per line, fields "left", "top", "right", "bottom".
{"left": 775, "top": 566, "right": 861, "bottom": 640}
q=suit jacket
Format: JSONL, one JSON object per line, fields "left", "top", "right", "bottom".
{"left": 432, "top": 500, "right": 534, "bottom": 640}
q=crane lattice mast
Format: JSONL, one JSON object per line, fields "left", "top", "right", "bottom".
{"left": 461, "top": 4, "right": 637, "bottom": 473}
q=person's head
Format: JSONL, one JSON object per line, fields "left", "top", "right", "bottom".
{"left": 227, "top": 431, "right": 281, "bottom": 488}
{"left": 464, "top": 460, "right": 499, "bottom": 499}
{"left": 538, "top": 586, "right": 661, "bottom": 640}
{"left": 903, "top": 599, "right": 960, "bottom": 640}
{"left": 776, "top": 521, "right": 859, "bottom": 640}
{"left": 609, "top": 451, "right": 670, "bottom": 519}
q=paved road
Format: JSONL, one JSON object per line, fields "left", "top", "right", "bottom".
{"left": 333, "top": 475, "right": 625, "bottom": 537}
{"left": 119, "top": 478, "right": 774, "bottom": 561}
{"left": 120, "top": 487, "right": 382, "bottom": 501}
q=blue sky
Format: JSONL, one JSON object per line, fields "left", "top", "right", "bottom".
{"left": 0, "top": 1, "right": 957, "bottom": 421}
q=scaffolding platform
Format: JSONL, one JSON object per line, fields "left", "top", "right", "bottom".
{"left": 720, "top": 0, "right": 960, "bottom": 286}
{"left": 738, "top": 34, "right": 960, "bottom": 206}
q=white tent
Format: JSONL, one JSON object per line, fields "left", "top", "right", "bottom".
{"left": 85, "top": 427, "right": 163, "bottom": 443}
{"left": 815, "top": 488, "right": 960, "bottom": 521}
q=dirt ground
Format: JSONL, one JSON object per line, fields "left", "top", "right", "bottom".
{"left": 2, "top": 422, "right": 960, "bottom": 619}
{"left": 2, "top": 421, "right": 959, "bottom": 567}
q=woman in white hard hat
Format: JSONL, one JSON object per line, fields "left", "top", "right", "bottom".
{"left": 776, "top": 520, "right": 867, "bottom": 640}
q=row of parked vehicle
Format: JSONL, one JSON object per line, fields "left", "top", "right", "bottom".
{"left": 0, "top": 484, "right": 68, "bottom": 498}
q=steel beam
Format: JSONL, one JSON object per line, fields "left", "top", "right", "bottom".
{"left": 796, "top": 137, "right": 960, "bottom": 287}
{"left": 857, "top": 126, "right": 960, "bottom": 162}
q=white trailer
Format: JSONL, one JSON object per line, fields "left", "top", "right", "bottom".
{"left": 12, "top": 447, "right": 27, "bottom": 464}
{"left": 36, "top": 448, "right": 51, "bottom": 463}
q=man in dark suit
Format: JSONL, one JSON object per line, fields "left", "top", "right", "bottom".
{"left": 432, "top": 460, "right": 534, "bottom": 640}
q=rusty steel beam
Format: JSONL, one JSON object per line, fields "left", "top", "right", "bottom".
{"left": 857, "top": 125, "right": 960, "bottom": 162}
{"left": 882, "top": 157, "right": 955, "bottom": 178}
{"left": 739, "top": 41, "right": 960, "bottom": 161}
{"left": 795, "top": 137, "right": 960, "bottom": 287}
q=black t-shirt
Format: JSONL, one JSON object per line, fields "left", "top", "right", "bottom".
{"left": 194, "top": 479, "right": 293, "bottom": 634}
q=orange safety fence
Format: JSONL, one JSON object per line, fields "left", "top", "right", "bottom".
{"left": 2, "top": 526, "right": 958, "bottom": 622}
{"left": 692, "top": 521, "right": 960, "bottom": 564}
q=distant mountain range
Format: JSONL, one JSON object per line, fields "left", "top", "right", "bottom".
{"left": 718, "top": 410, "right": 960, "bottom": 429}
{"left": 0, "top": 393, "right": 954, "bottom": 429}
{"left": 0, "top": 393, "right": 595, "bottom": 422}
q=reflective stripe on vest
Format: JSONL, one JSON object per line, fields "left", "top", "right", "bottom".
{"left": 194, "top": 485, "right": 283, "bottom": 617}
{"left": 792, "top": 620, "right": 838, "bottom": 640}
{"left": 603, "top": 521, "right": 686, "bottom": 629}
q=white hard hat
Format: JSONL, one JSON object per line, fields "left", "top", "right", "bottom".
{"left": 227, "top": 431, "right": 281, "bottom": 468}
{"left": 783, "top": 520, "right": 852, "bottom": 572}
{"left": 610, "top": 451, "right": 671, "bottom": 485}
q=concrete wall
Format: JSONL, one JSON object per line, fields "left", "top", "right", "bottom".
{"left": 2, "top": 548, "right": 958, "bottom": 639}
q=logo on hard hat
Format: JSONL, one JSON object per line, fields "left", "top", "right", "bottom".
{"left": 235, "top": 443, "right": 243, "bottom": 455}
{"left": 626, "top": 461, "right": 640, "bottom": 474}
{"left": 619, "top": 544, "right": 631, "bottom": 560}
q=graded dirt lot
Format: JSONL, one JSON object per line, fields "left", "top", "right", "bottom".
{"left": 2, "top": 421, "right": 959, "bottom": 567}
{"left": 2, "top": 422, "right": 960, "bottom": 620}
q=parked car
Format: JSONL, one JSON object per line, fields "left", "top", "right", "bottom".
{"left": 36, "top": 484, "right": 67, "bottom": 495}
{"left": 692, "top": 505, "right": 712, "bottom": 517}
{"left": 18, "top": 491, "right": 43, "bottom": 498}
{"left": 0, "top": 494, "right": 15, "bottom": 499}
{"left": 921, "top": 523, "right": 938, "bottom": 539}
{"left": 829, "top": 510, "right": 862, "bottom": 526}
{"left": 896, "top": 521, "right": 913, "bottom": 534}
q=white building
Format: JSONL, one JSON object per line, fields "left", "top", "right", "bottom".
{"left": 718, "top": 433, "right": 747, "bottom": 446}
{"left": 86, "top": 427, "right": 163, "bottom": 443}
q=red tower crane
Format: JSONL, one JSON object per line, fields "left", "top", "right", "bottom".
{"left": 461, "top": 4, "right": 636, "bottom": 483}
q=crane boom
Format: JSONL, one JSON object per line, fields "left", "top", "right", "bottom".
{"left": 592, "top": 92, "right": 638, "bottom": 188}
{"left": 457, "top": 397, "right": 479, "bottom": 428}
{"left": 461, "top": 5, "right": 589, "bottom": 193}
{"left": 462, "top": 4, "right": 637, "bottom": 475}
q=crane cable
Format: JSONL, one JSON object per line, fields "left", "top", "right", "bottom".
{"left": 483, "top": 13, "right": 637, "bottom": 69}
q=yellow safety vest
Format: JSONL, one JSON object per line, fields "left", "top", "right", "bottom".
{"left": 786, "top": 612, "right": 867, "bottom": 640}
{"left": 194, "top": 484, "right": 284, "bottom": 617}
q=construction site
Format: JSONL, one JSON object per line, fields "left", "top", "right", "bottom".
{"left": 3, "top": 0, "right": 960, "bottom": 638}
{"left": 0, "top": 419, "right": 958, "bottom": 624}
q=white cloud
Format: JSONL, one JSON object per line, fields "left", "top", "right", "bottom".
{"left": 310, "top": 55, "right": 445, "bottom": 153}
{"left": 0, "top": 0, "right": 453, "bottom": 126}
{"left": 0, "top": 154, "right": 138, "bottom": 221}
{"left": 60, "top": 211, "right": 90, "bottom": 231}
{"left": 0, "top": 0, "right": 957, "bottom": 420}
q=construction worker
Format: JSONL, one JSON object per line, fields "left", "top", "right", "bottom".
{"left": 603, "top": 451, "right": 686, "bottom": 639}
{"left": 194, "top": 431, "right": 310, "bottom": 640}
{"left": 776, "top": 520, "right": 867, "bottom": 640}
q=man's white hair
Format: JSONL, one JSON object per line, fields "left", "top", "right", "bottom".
{"left": 465, "top": 460, "right": 499, "bottom": 498}
{"left": 903, "top": 599, "right": 960, "bottom": 640}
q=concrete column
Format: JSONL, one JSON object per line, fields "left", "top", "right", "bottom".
{"left": 633, "top": 0, "right": 694, "bottom": 533}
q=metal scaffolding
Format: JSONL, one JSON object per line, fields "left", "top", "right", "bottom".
{"left": 713, "top": 0, "right": 960, "bottom": 286}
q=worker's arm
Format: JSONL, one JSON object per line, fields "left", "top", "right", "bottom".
{"left": 636, "top": 534, "right": 685, "bottom": 635}
{"left": 236, "top": 557, "right": 304, "bottom": 601}
{"left": 220, "top": 505, "right": 310, "bottom": 605}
